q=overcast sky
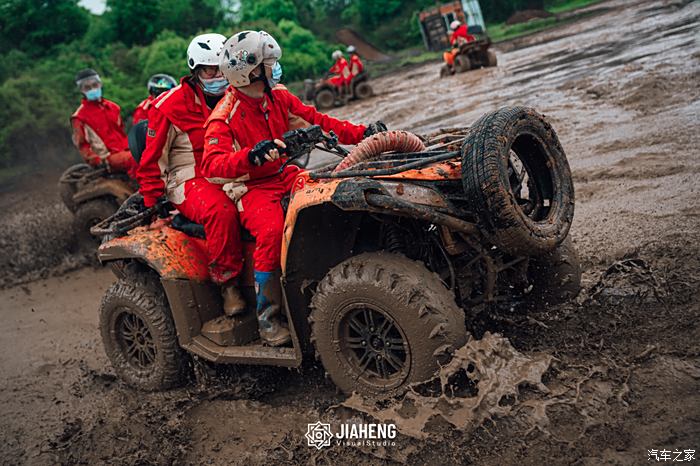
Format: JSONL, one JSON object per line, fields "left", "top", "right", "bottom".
{"left": 79, "top": 0, "right": 106, "bottom": 14}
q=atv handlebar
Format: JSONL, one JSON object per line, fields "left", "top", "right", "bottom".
{"left": 277, "top": 125, "right": 349, "bottom": 173}
{"left": 90, "top": 193, "right": 163, "bottom": 238}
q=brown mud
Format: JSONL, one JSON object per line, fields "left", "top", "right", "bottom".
{"left": 1, "top": 0, "right": 699, "bottom": 464}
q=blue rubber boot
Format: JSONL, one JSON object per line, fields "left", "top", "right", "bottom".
{"left": 254, "top": 270, "right": 291, "bottom": 346}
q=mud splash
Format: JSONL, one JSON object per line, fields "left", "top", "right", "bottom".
{"left": 340, "top": 333, "right": 552, "bottom": 439}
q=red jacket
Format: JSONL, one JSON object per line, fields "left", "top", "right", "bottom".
{"left": 137, "top": 77, "right": 213, "bottom": 207}
{"left": 202, "top": 85, "right": 366, "bottom": 196}
{"left": 349, "top": 54, "right": 364, "bottom": 77}
{"left": 132, "top": 95, "right": 155, "bottom": 125}
{"left": 71, "top": 98, "right": 128, "bottom": 167}
{"left": 450, "top": 24, "right": 475, "bottom": 46}
{"left": 330, "top": 57, "right": 351, "bottom": 81}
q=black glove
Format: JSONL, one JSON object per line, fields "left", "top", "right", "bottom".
{"left": 364, "top": 120, "right": 387, "bottom": 138}
{"left": 248, "top": 139, "right": 282, "bottom": 166}
{"left": 155, "top": 196, "right": 173, "bottom": 218}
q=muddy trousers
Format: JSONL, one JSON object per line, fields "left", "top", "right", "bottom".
{"left": 443, "top": 49, "right": 459, "bottom": 67}
{"left": 328, "top": 75, "right": 347, "bottom": 96}
{"left": 175, "top": 178, "right": 243, "bottom": 285}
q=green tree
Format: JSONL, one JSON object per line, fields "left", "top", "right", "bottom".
{"left": 0, "top": 0, "right": 90, "bottom": 57}
{"left": 240, "top": 0, "right": 299, "bottom": 24}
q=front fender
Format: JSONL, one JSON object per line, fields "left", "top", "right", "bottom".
{"left": 74, "top": 178, "right": 134, "bottom": 205}
{"left": 98, "top": 225, "right": 210, "bottom": 281}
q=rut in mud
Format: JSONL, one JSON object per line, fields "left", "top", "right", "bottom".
{"left": 1, "top": 0, "right": 699, "bottom": 464}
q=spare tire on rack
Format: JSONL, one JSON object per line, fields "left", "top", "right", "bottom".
{"left": 461, "top": 106, "right": 574, "bottom": 256}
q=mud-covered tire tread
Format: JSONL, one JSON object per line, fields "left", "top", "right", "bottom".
{"left": 99, "top": 270, "right": 187, "bottom": 391}
{"left": 59, "top": 181, "right": 78, "bottom": 213}
{"left": 526, "top": 237, "right": 582, "bottom": 307}
{"left": 354, "top": 81, "right": 373, "bottom": 100}
{"left": 73, "top": 198, "right": 117, "bottom": 238}
{"left": 461, "top": 106, "right": 574, "bottom": 255}
{"left": 486, "top": 50, "right": 498, "bottom": 67}
{"left": 310, "top": 252, "right": 468, "bottom": 398}
{"left": 455, "top": 54, "right": 471, "bottom": 73}
{"left": 315, "top": 88, "right": 335, "bottom": 109}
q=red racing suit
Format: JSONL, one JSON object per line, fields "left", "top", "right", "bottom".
{"left": 349, "top": 54, "right": 364, "bottom": 78}
{"left": 71, "top": 98, "right": 135, "bottom": 175}
{"left": 132, "top": 95, "right": 155, "bottom": 125}
{"left": 450, "top": 24, "right": 475, "bottom": 46}
{"left": 136, "top": 76, "right": 242, "bottom": 285}
{"left": 202, "top": 85, "right": 366, "bottom": 272}
{"left": 328, "top": 57, "right": 351, "bottom": 90}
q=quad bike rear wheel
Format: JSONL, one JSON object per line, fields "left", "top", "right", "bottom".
{"left": 310, "top": 252, "right": 468, "bottom": 398}
{"left": 455, "top": 55, "right": 471, "bottom": 73}
{"left": 526, "top": 237, "right": 581, "bottom": 307}
{"left": 314, "top": 88, "right": 335, "bottom": 109}
{"left": 461, "top": 106, "right": 574, "bottom": 256}
{"left": 73, "top": 198, "right": 118, "bottom": 241}
{"left": 100, "top": 270, "right": 187, "bottom": 391}
{"left": 354, "top": 81, "right": 373, "bottom": 100}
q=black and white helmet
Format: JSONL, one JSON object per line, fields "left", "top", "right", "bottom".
{"left": 186, "top": 33, "right": 226, "bottom": 70}
{"left": 219, "top": 30, "right": 282, "bottom": 87}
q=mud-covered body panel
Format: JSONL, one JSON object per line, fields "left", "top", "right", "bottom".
{"left": 73, "top": 178, "right": 133, "bottom": 205}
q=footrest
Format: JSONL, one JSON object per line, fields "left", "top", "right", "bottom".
{"left": 201, "top": 312, "right": 259, "bottom": 346}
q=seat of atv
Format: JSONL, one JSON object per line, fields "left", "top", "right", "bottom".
{"left": 171, "top": 213, "right": 255, "bottom": 242}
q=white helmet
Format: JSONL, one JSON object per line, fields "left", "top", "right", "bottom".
{"left": 450, "top": 20, "right": 461, "bottom": 31}
{"left": 187, "top": 33, "right": 226, "bottom": 70}
{"left": 219, "top": 30, "right": 282, "bottom": 87}
{"left": 346, "top": 45, "right": 356, "bottom": 54}
{"left": 332, "top": 50, "right": 343, "bottom": 60}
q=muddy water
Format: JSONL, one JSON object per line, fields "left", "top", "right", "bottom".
{"left": 1, "top": 0, "right": 699, "bottom": 464}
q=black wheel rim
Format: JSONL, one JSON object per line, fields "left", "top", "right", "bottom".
{"left": 115, "top": 309, "right": 156, "bottom": 369}
{"left": 506, "top": 133, "right": 554, "bottom": 223}
{"left": 337, "top": 304, "right": 410, "bottom": 390}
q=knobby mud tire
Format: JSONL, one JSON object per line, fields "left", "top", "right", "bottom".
{"left": 310, "top": 252, "right": 468, "bottom": 398}
{"left": 455, "top": 54, "right": 471, "bottom": 73}
{"left": 73, "top": 198, "right": 118, "bottom": 241}
{"left": 99, "top": 270, "right": 188, "bottom": 391}
{"left": 354, "top": 81, "right": 373, "bottom": 100}
{"left": 59, "top": 181, "right": 78, "bottom": 213}
{"left": 526, "top": 237, "right": 582, "bottom": 307}
{"left": 487, "top": 50, "right": 498, "bottom": 67}
{"left": 461, "top": 106, "right": 574, "bottom": 256}
{"left": 314, "top": 89, "right": 336, "bottom": 109}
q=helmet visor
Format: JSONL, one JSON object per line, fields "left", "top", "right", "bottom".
{"left": 76, "top": 75, "right": 102, "bottom": 92}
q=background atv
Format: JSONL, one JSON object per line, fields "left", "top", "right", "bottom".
{"left": 440, "top": 27, "right": 497, "bottom": 78}
{"left": 91, "top": 106, "right": 579, "bottom": 398}
{"left": 303, "top": 71, "right": 373, "bottom": 109}
{"left": 58, "top": 163, "right": 135, "bottom": 239}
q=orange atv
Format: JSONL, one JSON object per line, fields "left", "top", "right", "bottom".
{"left": 440, "top": 25, "right": 497, "bottom": 78}
{"left": 58, "top": 163, "right": 135, "bottom": 238}
{"left": 91, "top": 106, "right": 579, "bottom": 398}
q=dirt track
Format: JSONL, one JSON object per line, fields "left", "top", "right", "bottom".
{"left": 1, "top": 0, "right": 699, "bottom": 464}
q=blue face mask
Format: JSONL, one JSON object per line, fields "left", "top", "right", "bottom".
{"left": 200, "top": 77, "right": 228, "bottom": 95}
{"left": 85, "top": 88, "right": 102, "bottom": 101}
{"left": 269, "top": 62, "right": 283, "bottom": 87}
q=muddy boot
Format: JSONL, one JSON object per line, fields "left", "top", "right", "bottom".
{"left": 254, "top": 270, "right": 291, "bottom": 346}
{"left": 222, "top": 284, "right": 246, "bottom": 316}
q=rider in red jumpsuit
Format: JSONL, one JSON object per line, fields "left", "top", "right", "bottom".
{"left": 71, "top": 69, "right": 135, "bottom": 176}
{"left": 443, "top": 21, "right": 476, "bottom": 69}
{"left": 203, "top": 30, "right": 382, "bottom": 346}
{"left": 132, "top": 74, "right": 177, "bottom": 125}
{"left": 328, "top": 50, "right": 351, "bottom": 95}
{"left": 136, "top": 34, "right": 247, "bottom": 315}
{"left": 347, "top": 45, "right": 364, "bottom": 78}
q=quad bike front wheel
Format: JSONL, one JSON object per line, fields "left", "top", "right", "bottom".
{"left": 486, "top": 50, "right": 498, "bottom": 67}
{"left": 461, "top": 106, "right": 574, "bottom": 256}
{"left": 310, "top": 252, "right": 468, "bottom": 398}
{"left": 73, "top": 198, "right": 118, "bottom": 241}
{"left": 314, "top": 88, "right": 336, "bottom": 109}
{"left": 58, "top": 163, "right": 91, "bottom": 213}
{"left": 100, "top": 270, "right": 187, "bottom": 391}
{"left": 525, "top": 237, "right": 581, "bottom": 307}
{"left": 455, "top": 55, "right": 471, "bottom": 73}
{"left": 354, "top": 81, "right": 373, "bottom": 100}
